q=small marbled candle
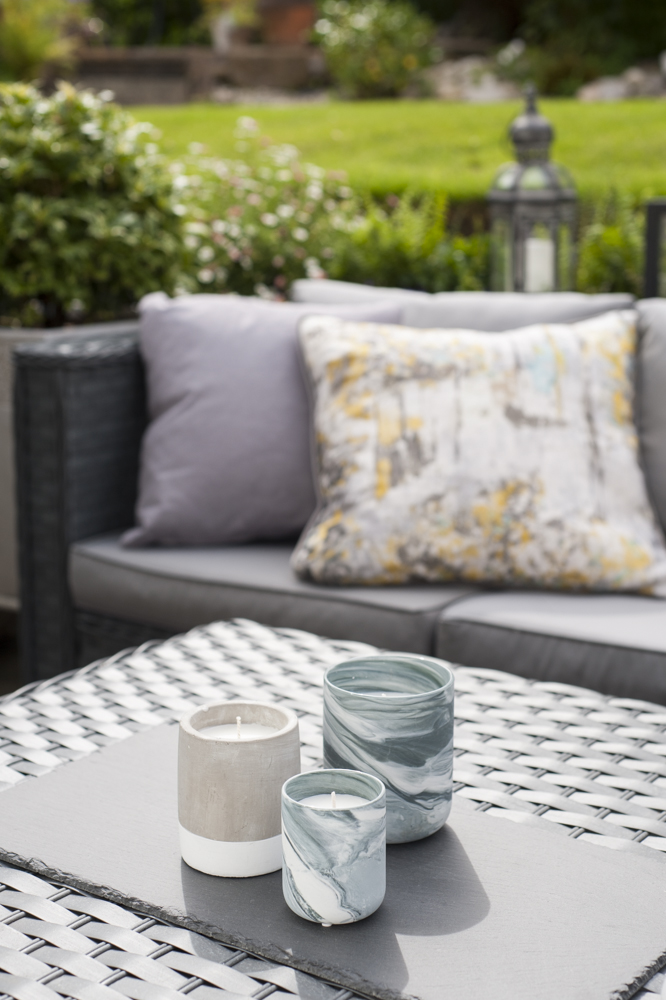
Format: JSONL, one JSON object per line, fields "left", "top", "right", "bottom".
{"left": 281, "top": 769, "right": 386, "bottom": 926}
{"left": 323, "top": 654, "right": 454, "bottom": 844}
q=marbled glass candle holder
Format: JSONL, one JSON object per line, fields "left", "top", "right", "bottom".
{"left": 179, "top": 701, "right": 300, "bottom": 877}
{"left": 282, "top": 769, "right": 386, "bottom": 926}
{"left": 323, "top": 654, "right": 454, "bottom": 844}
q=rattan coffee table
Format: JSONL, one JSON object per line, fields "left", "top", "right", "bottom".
{"left": 1, "top": 618, "right": 666, "bottom": 1000}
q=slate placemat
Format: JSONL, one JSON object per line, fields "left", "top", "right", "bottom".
{"left": 0, "top": 722, "right": 665, "bottom": 1000}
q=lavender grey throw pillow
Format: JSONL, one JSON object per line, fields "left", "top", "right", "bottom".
{"left": 123, "top": 293, "right": 402, "bottom": 547}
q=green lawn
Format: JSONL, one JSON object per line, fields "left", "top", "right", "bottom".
{"left": 136, "top": 99, "right": 666, "bottom": 201}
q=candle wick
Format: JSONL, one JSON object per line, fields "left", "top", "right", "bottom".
{"left": 236, "top": 716, "right": 241, "bottom": 740}
{"left": 331, "top": 790, "right": 336, "bottom": 808}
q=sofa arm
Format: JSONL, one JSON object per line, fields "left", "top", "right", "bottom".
{"left": 14, "top": 333, "right": 146, "bottom": 682}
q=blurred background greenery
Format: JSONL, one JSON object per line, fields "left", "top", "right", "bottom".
{"left": 0, "top": 0, "right": 661, "bottom": 312}
{"left": 85, "top": 0, "right": 666, "bottom": 96}
{"left": 4, "top": 0, "right": 663, "bottom": 99}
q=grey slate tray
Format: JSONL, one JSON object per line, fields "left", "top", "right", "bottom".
{"left": 0, "top": 721, "right": 665, "bottom": 1000}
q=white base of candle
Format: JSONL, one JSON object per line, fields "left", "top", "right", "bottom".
{"left": 179, "top": 824, "right": 282, "bottom": 877}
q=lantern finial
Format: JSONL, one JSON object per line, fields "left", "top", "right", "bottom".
{"left": 509, "top": 85, "right": 554, "bottom": 164}
{"left": 525, "top": 82, "right": 537, "bottom": 114}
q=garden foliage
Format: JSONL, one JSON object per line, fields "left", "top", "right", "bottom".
{"left": 326, "top": 192, "right": 489, "bottom": 291}
{"left": 0, "top": 83, "right": 185, "bottom": 327}
{"left": 90, "top": 0, "right": 207, "bottom": 46}
{"left": 576, "top": 195, "right": 644, "bottom": 297}
{"left": 0, "top": 94, "right": 645, "bottom": 326}
{"left": 516, "top": 0, "right": 666, "bottom": 96}
{"left": 177, "top": 118, "right": 488, "bottom": 298}
{"left": 0, "top": 0, "right": 87, "bottom": 82}
{"left": 313, "top": 0, "right": 438, "bottom": 99}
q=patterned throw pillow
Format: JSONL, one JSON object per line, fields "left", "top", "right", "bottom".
{"left": 292, "top": 310, "right": 666, "bottom": 594}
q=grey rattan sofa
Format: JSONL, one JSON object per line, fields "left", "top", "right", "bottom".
{"left": 13, "top": 291, "right": 666, "bottom": 706}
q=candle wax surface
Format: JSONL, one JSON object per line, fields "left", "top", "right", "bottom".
{"left": 299, "top": 793, "right": 370, "bottom": 810}
{"left": 200, "top": 723, "right": 278, "bottom": 740}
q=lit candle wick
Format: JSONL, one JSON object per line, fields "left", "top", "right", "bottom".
{"left": 236, "top": 716, "right": 241, "bottom": 740}
{"left": 331, "top": 790, "right": 336, "bottom": 808}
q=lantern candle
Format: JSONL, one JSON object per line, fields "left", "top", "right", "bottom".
{"left": 179, "top": 701, "right": 300, "bottom": 877}
{"left": 282, "top": 769, "right": 386, "bottom": 926}
{"left": 524, "top": 236, "right": 555, "bottom": 292}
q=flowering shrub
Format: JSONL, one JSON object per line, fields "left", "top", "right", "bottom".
{"left": 175, "top": 117, "right": 360, "bottom": 298}
{"left": 313, "top": 0, "right": 438, "bottom": 99}
{"left": 0, "top": 83, "right": 186, "bottom": 327}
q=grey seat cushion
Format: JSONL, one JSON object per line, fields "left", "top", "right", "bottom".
{"left": 436, "top": 591, "right": 666, "bottom": 704}
{"left": 71, "top": 534, "right": 475, "bottom": 655}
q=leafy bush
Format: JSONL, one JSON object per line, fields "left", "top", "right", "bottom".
{"left": 90, "top": 0, "right": 207, "bottom": 46}
{"left": 495, "top": 41, "right": 606, "bottom": 98}
{"left": 576, "top": 195, "right": 643, "bottom": 296}
{"left": 0, "top": 83, "right": 186, "bottom": 327}
{"left": 313, "top": 0, "right": 438, "bottom": 98}
{"left": 326, "top": 192, "right": 489, "bottom": 291}
{"left": 494, "top": 0, "right": 666, "bottom": 96}
{"left": 0, "top": 0, "right": 87, "bottom": 82}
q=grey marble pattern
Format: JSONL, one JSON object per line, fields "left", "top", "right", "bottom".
{"left": 282, "top": 770, "right": 386, "bottom": 925}
{"left": 323, "top": 654, "right": 454, "bottom": 843}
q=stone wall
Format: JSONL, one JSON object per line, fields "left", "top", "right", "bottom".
{"left": 70, "top": 45, "right": 322, "bottom": 103}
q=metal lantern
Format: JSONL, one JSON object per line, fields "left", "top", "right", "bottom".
{"left": 644, "top": 199, "right": 666, "bottom": 298}
{"left": 488, "top": 86, "right": 577, "bottom": 293}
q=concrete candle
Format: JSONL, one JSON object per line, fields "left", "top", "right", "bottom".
{"left": 323, "top": 654, "right": 454, "bottom": 844}
{"left": 179, "top": 701, "right": 300, "bottom": 877}
{"left": 282, "top": 769, "right": 385, "bottom": 926}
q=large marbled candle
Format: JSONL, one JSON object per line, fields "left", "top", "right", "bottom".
{"left": 323, "top": 654, "right": 454, "bottom": 844}
{"left": 282, "top": 769, "right": 386, "bottom": 925}
{"left": 179, "top": 701, "right": 300, "bottom": 877}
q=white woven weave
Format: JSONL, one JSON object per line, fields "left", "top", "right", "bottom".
{"left": 1, "top": 618, "right": 666, "bottom": 999}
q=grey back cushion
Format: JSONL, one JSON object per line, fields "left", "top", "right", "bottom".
{"left": 291, "top": 280, "right": 634, "bottom": 328}
{"left": 637, "top": 299, "right": 666, "bottom": 538}
{"left": 291, "top": 278, "right": 429, "bottom": 305}
{"left": 123, "top": 293, "right": 402, "bottom": 547}
{"left": 403, "top": 292, "right": 635, "bottom": 331}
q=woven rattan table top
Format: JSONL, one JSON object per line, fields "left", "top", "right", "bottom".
{"left": 1, "top": 618, "right": 666, "bottom": 999}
